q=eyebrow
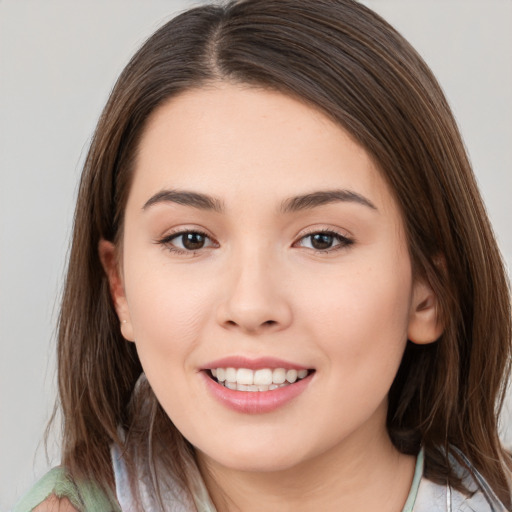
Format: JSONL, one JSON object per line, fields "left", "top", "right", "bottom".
{"left": 280, "top": 189, "right": 377, "bottom": 213}
{"left": 142, "top": 190, "right": 224, "bottom": 213}
{"left": 142, "top": 188, "right": 377, "bottom": 214}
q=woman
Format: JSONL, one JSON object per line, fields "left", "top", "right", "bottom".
{"left": 13, "top": 0, "right": 512, "bottom": 510}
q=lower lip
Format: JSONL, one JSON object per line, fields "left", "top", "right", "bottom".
{"left": 201, "top": 371, "right": 313, "bottom": 414}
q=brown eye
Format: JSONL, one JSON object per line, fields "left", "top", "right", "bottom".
{"left": 159, "top": 230, "right": 216, "bottom": 253}
{"left": 310, "top": 233, "right": 334, "bottom": 250}
{"left": 180, "top": 232, "right": 206, "bottom": 250}
{"left": 296, "top": 231, "right": 354, "bottom": 252}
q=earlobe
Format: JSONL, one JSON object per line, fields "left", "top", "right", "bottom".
{"left": 407, "top": 279, "right": 443, "bottom": 345}
{"left": 98, "top": 239, "right": 135, "bottom": 342}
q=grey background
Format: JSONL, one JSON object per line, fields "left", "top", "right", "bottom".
{"left": 1, "top": 1, "right": 511, "bottom": 509}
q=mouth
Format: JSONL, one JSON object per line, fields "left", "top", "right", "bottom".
{"left": 201, "top": 359, "right": 315, "bottom": 413}
{"left": 206, "top": 367, "right": 314, "bottom": 392}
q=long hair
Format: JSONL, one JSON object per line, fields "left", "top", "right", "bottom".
{"left": 56, "top": 0, "right": 512, "bottom": 507}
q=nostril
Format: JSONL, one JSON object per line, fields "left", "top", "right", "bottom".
{"left": 223, "top": 319, "right": 277, "bottom": 329}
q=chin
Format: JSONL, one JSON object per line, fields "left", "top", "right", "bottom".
{"left": 197, "top": 439, "right": 314, "bottom": 474}
{"left": 219, "top": 456, "right": 303, "bottom": 474}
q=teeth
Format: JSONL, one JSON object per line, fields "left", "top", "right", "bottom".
{"left": 225, "top": 367, "right": 237, "bottom": 382}
{"left": 286, "top": 369, "right": 297, "bottom": 383}
{"left": 237, "top": 368, "right": 253, "bottom": 385}
{"left": 254, "top": 369, "right": 272, "bottom": 386}
{"left": 210, "top": 367, "right": 310, "bottom": 390}
{"left": 272, "top": 368, "right": 286, "bottom": 384}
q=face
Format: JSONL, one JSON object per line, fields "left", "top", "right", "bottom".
{"left": 101, "top": 83, "right": 440, "bottom": 474}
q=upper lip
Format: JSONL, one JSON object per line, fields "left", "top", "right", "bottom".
{"left": 202, "top": 356, "right": 311, "bottom": 371}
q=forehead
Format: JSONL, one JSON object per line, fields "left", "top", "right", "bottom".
{"left": 129, "top": 83, "right": 398, "bottom": 217}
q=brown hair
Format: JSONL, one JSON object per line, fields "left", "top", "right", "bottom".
{"left": 55, "top": 0, "right": 512, "bottom": 507}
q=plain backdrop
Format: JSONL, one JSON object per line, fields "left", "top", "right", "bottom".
{"left": 1, "top": 1, "right": 511, "bottom": 509}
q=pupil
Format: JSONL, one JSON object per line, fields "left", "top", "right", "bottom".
{"left": 183, "top": 233, "right": 205, "bottom": 250}
{"left": 311, "top": 233, "right": 333, "bottom": 250}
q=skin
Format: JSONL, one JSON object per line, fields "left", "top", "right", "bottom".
{"left": 33, "top": 496, "right": 76, "bottom": 512}
{"left": 100, "top": 83, "right": 442, "bottom": 511}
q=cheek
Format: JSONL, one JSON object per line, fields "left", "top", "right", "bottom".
{"left": 287, "top": 267, "right": 412, "bottom": 445}
{"left": 122, "top": 256, "right": 216, "bottom": 364}
{"left": 123, "top": 267, "right": 216, "bottom": 421}
{"left": 299, "top": 260, "right": 412, "bottom": 376}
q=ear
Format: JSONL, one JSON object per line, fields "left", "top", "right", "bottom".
{"left": 407, "top": 278, "right": 443, "bottom": 345}
{"left": 98, "top": 239, "right": 135, "bottom": 342}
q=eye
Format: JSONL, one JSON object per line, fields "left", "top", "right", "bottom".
{"left": 158, "top": 230, "right": 217, "bottom": 253}
{"left": 296, "top": 231, "right": 354, "bottom": 252}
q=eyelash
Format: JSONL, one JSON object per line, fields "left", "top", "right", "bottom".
{"left": 294, "top": 229, "right": 354, "bottom": 253}
{"left": 156, "top": 229, "right": 217, "bottom": 256}
{"left": 156, "top": 228, "right": 354, "bottom": 255}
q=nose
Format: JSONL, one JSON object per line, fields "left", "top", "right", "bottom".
{"left": 216, "top": 250, "right": 293, "bottom": 335}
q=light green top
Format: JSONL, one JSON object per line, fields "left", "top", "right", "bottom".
{"left": 11, "top": 467, "right": 120, "bottom": 512}
{"left": 402, "top": 448, "right": 423, "bottom": 512}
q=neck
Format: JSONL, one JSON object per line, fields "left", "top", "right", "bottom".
{"left": 197, "top": 412, "right": 416, "bottom": 512}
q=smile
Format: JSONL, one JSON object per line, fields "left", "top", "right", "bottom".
{"left": 201, "top": 357, "right": 315, "bottom": 413}
{"left": 210, "top": 367, "right": 310, "bottom": 391}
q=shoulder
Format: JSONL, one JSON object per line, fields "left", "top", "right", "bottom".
{"left": 413, "top": 449, "right": 509, "bottom": 512}
{"left": 11, "top": 467, "right": 120, "bottom": 512}
{"left": 32, "top": 495, "right": 78, "bottom": 512}
{"left": 414, "top": 477, "right": 508, "bottom": 512}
